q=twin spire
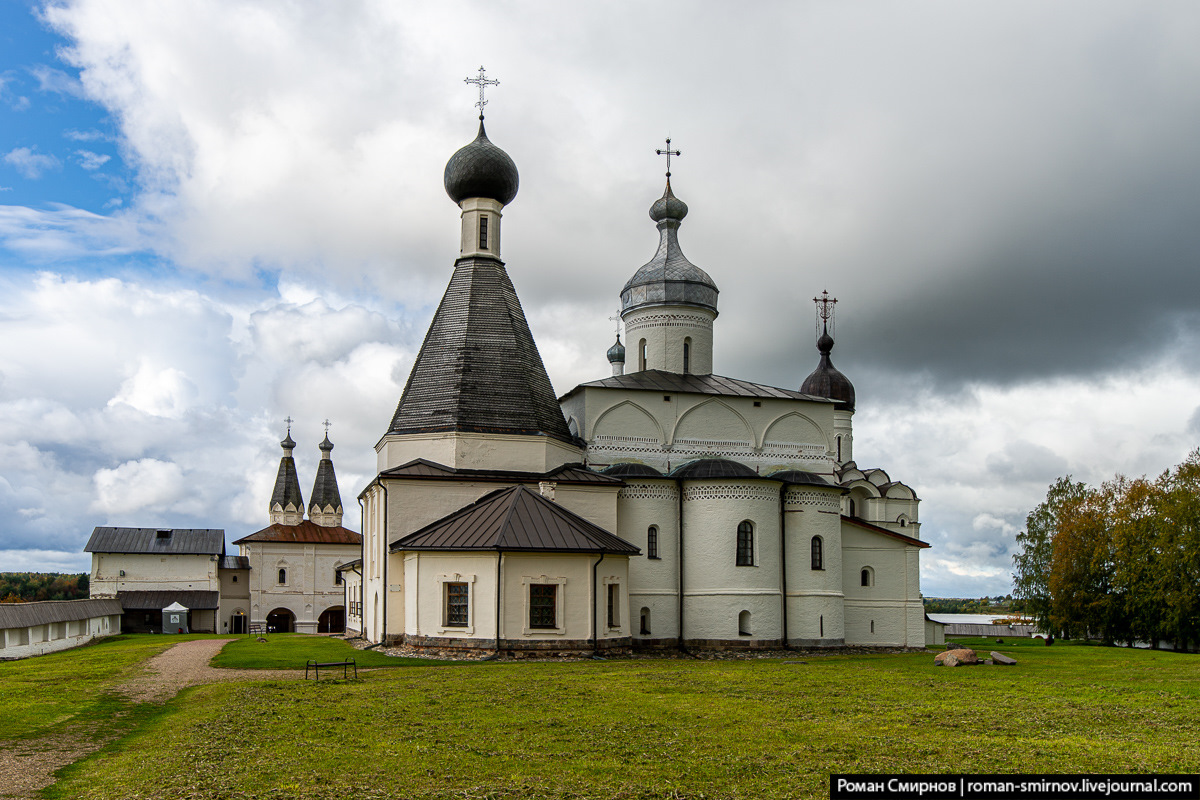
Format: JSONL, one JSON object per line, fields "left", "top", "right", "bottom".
{"left": 269, "top": 421, "right": 344, "bottom": 527}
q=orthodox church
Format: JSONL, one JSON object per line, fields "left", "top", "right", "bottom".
{"left": 346, "top": 91, "right": 933, "bottom": 653}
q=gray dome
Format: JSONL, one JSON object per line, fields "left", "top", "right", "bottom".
{"left": 444, "top": 119, "right": 519, "bottom": 206}
{"left": 669, "top": 458, "right": 759, "bottom": 480}
{"left": 621, "top": 178, "right": 718, "bottom": 315}
{"left": 800, "top": 332, "right": 855, "bottom": 411}
{"left": 607, "top": 336, "right": 626, "bottom": 364}
{"left": 600, "top": 462, "right": 663, "bottom": 478}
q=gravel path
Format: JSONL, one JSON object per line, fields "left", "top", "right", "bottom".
{"left": 0, "top": 638, "right": 304, "bottom": 799}
{"left": 116, "top": 637, "right": 302, "bottom": 703}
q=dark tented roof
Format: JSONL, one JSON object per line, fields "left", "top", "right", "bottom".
{"left": 376, "top": 459, "right": 620, "bottom": 487}
{"left": 670, "top": 458, "right": 761, "bottom": 480}
{"left": 233, "top": 520, "right": 361, "bottom": 546}
{"left": 565, "top": 370, "right": 833, "bottom": 403}
{"left": 84, "top": 528, "right": 225, "bottom": 556}
{"left": 270, "top": 453, "right": 305, "bottom": 511}
{"left": 116, "top": 590, "right": 221, "bottom": 610}
{"left": 219, "top": 555, "right": 250, "bottom": 570}
{"left": 387, "top": 257, "right": 575, "bottom": 446}
{"left": 601, "top": 463, "right": 665, "bottom": 478}
{"left": 767, "top": 470, "right": 839, "bottom": 488}
{"left": 0, "top": 598, "right": 123, "bottom": 629}
{"left": 392, "top": 485, "right": 639, "bottom": 555}
{"left": 309, "top": 455, "right": 342, "bottom": 512}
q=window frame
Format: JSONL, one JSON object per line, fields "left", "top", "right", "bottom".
{"left": 811, "top": 535, "right": 823, "bottom": 571}
{"left": 647, "top": 525, "right": 660, "bottom": 559}
{"left": 445, "top": 582, "right": 469, "bottom": 628}
{"left": 277, "top": 567, "right": 287, "bottom": 586}
{"left": 479, "top": 214, "right": 488, "bottom": 249}
{"left": 521, "top": 576, "right": 567, "bottom": 636}
{"left": 436, "top": 573, "right": 476, "bottom": 634}
{"left": 529, "top": 584, "right": 557, "bottom": 629}
{"left": 736, "top": 521, "right": 755, "bottom": 567}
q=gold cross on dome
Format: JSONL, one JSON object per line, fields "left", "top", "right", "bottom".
{"left": 656, "top": 137, "right": 681, "bottom": 177}
{"left": 465, "top": 66, "right": 499, "bottom": 117}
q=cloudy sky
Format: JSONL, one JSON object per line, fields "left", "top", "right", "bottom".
{"left": 2, "top": 1, "right": 1198, "bottom": 598}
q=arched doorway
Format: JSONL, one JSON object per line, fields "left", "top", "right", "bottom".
{"left": 318, "top": 606, "right": 345, "bottom": 633}
{"left": 266, "top": 608, "right": 294, "bottom": 633}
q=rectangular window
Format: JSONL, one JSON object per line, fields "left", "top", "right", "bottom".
{"left": 736, "top": 522, "right": 754, "bottom": 566}
{"left": 647, "top": 526, "right": 659, "bottom": 559}
{"left": 479, "top": 215, "right": 488, "bottom": 249}
{"left": 607, "top": 584, "right": 619, "bottom": 628}
{"left": 529, "top": 584, "right": 557, "bottom": 629}
{"left": 334, "top": 570, "right": 342, "bottom": 586}
{"left": 445, "top": 582, "right": 469, "bottom": 627}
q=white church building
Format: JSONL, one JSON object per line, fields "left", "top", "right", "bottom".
{"left": 349, "top": 93, "right": 932, "bottom": 653}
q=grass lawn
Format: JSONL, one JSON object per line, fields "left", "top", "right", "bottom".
{"left": 210, "top": 633, "right": 455, "bottom": 669}
{"left": 0, "top": 633, "right": 229, "bottom": 743}
{"left": 42, "top": 636, "right": 1200, "bottom": 800}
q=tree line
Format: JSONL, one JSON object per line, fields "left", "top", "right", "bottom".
{"left": 1012, "top": 450, "right": 1200, "bottom": 650}
{"left": 0, "top": 572, "right": 90, "bottom": 603}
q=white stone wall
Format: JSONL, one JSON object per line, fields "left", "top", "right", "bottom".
{"left": 90, "top": 552, "right": 220, "bottom": 597}
{"left": 376, "top": 431, "right": 583, "bottom": 474}
{"left": 680, "top": 479, "right": 782, "bottom": 644}
{"left": 783, "top": 485, "right": 846, "bottom": 645}
{"left": 1, "top": 613, "right": 120, "bottom": 660}
{"left": 622, "top": 305, "right": 715, "bottom": 375}
{"left": 568, "top": 386, "right": 838, "bottom": 476}
{"left": 618, "top": 480, "right": 680, "bottom": 642}
{"left": 841, "top": 523, "right": 924, "bottom": 647}
{"left": 242, "top": 541, "right": 358, "bottom": 632}
{"left": 457, "top": 197, "right": 504, "bottom": 259}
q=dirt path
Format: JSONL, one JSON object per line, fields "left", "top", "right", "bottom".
{"left": 115, "top": 637, "right": 302, "bottom": 703}
{"left": 0, "top": 638, "right": 304, "bottom": 799}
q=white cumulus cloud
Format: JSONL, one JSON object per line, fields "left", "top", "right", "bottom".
{"left": 92, "top": 458, "right": 186, "bottom": 514}
{"left": 4, "top": 146, "right": 61, "bottom": 179}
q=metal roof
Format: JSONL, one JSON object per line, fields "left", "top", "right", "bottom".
{"left": 842, "top": 516, "right": 930, "bottom": 549}
{"left": 767, "top": 470, "right": 840, "bottom": 489}
{"left": 335, "top": 558, "right": 362, "bottom": 572}
{"left": 84, "top": 527, "right": 225, "bottom": 556}
{"left": 391, "top": 485, "right": 639, "bottom": 555}
{"left": 116, "top": 590, "right": 221, "bottom": 610}
{"left": 800, "top": 332, "right": 855, "bottom": 411}
{"left": 565, "top": 370, "right": 834, "bottom": 403}
{"left": 377, "top": 459, "right": 621, "bottom": 487}
{"left": 387, "top": 256, "right": 576, "bottom": 447}
{"left": 670, "top": 458, "right": 761, "bottom": 480}
{"left": 600, "top": 463, "right": 665, "bottom": 478}
{"left": 0, "top": 598, "right": 123, "bottom": 629}
{"left": 218, "top": 555, "right": 250, "bottom": 570}
{"left": 233, "top": 520, "right": 362, "bottom": 546}
{"left": 309, "top": 437, "right": 343, "bottom": 512}
{"left": 444, "top": 119, "right": 519, "bottom": 206}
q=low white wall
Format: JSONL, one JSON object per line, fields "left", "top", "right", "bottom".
{"left": 0, "top": 613, "right": 121, "bottom": 660}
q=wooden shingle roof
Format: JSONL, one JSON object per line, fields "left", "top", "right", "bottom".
{"left": 391, "top": 485, "right": 639, "bottom": 555}
{"left": 387, "top": 257, "right": 575, "bottom": 446}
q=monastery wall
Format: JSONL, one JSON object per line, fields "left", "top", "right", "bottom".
{"left": 1, "top": 613, "right": 121, "bottom": 660}
{"left": 90, "top": 552, "right": 218, "bottom": 596}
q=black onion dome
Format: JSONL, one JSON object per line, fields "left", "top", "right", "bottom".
{"left": 318, "top": 432, "right": 333, "bottom": 453}
{"left": 444, "top": 119, "right": 519, "bottom": 206}
{"left": 607, "top": 336, "right": 626, "bottom": 364}
{"left": 800, "top": 332, "right": 856, "bottom": 411}
{"left": 600, "top": 462, "right": 664, "bottom": 478}
{"left": 669, "top": 458, "right": 759, "bottom": 480}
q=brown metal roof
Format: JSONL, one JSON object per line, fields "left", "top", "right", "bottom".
{"left": 842, "top": 516, "right": 930, "bottom": 548}
{"left": 391, "top": 485, "right": 639, "bottom": 555}
{"left": 0, "top": 598, "right": 123, "bottom": 629}
{"left": 376, "top": 458, "right": 621, "bottom": 487}
{"left": 84, "top": 527, "right": 225, "bottom": 555}
{"left": 116, "top": 590, "right": 221, "bottom": 610}
{"left": 232, "top": 520, "right": 362, "bottom": 546}
{"left": 562, "top": 370, "right": 835, "bottom": 403}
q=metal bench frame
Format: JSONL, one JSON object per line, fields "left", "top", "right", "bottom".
{"left": 305, "top": 658, "right": 357, "bottom": 680}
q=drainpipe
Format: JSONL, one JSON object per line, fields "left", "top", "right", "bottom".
{"left": 677, "top": 478, "right": 686, "bottom": 655}
{"left": 494, "top": 549, "right": 503, "bottom": 658}
{"left": 357, "top": 495, "right": 365, "bottom": 635}
{"left": 591, "top": 551, "right": 606, "bottom": 655}
{"left": 779, "top": 484, "right": 789, "bottom": 650}
{"left": 380, "top": 480, "right": 388, "bottom": 646}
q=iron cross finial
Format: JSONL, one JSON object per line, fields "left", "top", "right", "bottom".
{"left": 322, "top": 419, "right": 331, "bottom": 434}
{"left": 608, "top": 312, "right": 622, "bottom": 339}
{"left": 656, "top": 137, "right": 681, "bottom": 177}
{"left": 813, "top": 290, "right": 838, "bottom": 336}
{"left": 465, "top": 66, "right": 499, "bottom": 119}
{"left": 283, "top": 415, "right": 294, "bottom": 436}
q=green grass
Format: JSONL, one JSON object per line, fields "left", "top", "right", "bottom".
{"left": 0, "top": 633, "right": 227, "bottom": 742}
{"left": 210, "top": 633, "right": 455, "bottom": 669}
{"left": 45, "top": 638, "right": 1200, "bottom": 800}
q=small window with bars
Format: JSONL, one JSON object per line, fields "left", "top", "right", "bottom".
{"left": 445, "top": 582, "right": 469, "bottom": 627}
{"left": 479, "top": 215, "right": 488, "bottom": 249}
{"left": 647, "top": 526, "right": 659, "bottom": 559}
{"left": 736, "top": 521, "right": 754, "bottom": 566}
{"left": 529, "top": 584, "right": 557, "bottom": 629}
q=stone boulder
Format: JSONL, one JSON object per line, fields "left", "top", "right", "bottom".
{"left": 991, "top": 651, "right": 1017, "bottom": 666}
{"left": 934, "top": 648, "right": 978, "bottom": 667}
